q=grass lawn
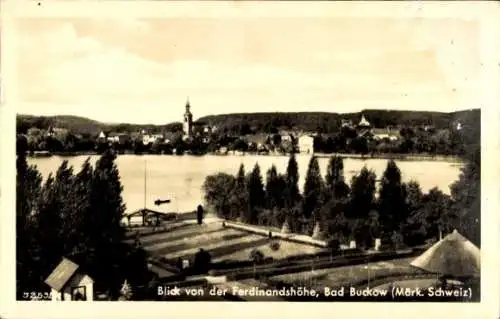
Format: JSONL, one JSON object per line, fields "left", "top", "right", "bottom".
{"left": 156, "top": 233, "right": 268, "bottom": 259}
{"left": 213, "top": 240, "right": 327, "bottom": 262}
{"left": 269, "top": 257, "right": 424, "bottom": 289}
{"left": 143, "top": 228, "right": 247, "bottom": 254}
{"left": 126, "top": 222, "right": 224, "bottom": 245}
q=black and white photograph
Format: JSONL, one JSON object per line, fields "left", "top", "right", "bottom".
{"left": 1, "top": 1, "right": 499, "bottom": 316}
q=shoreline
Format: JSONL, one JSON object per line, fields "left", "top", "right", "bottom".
{"left": 28, "top": 150, "right": 464, "bottom": 163}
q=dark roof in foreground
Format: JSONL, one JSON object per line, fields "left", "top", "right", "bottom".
{"left": 44, "top": 257, "right": 79, "bottom": 292}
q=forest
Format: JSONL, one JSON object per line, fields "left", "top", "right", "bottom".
{"left": 16, "top": 147, "right": 151, "bottom": 300}
{"left": 197, "top": 108, "right": 479, "bottom": 135}
{"left": 202, "top": 146, "right": 480, "bottom": 250}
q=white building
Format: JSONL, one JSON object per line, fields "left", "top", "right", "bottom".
{"left": 107, "top": 133, "right": 130, "bottom": 144}
{"left": 142, "top": 134, "right": 164, "bottom": 145}
{"left": 298, "top": 135, "right": 314, "bottom": 154}
{"left": 45, "top": 258, "right": 94, "bottom": 301}
{"left": 372, "top": 128, "right": 401, "bottom": 141}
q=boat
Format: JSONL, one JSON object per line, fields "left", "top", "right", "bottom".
{"left": 32, "top": 151, "right": 52, "bottom": 158}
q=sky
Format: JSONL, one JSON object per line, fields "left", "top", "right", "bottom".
{"left": 15, "top": 9, "right": 482, "bottom": 124}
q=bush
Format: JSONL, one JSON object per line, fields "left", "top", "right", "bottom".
{"left": 326, "top": 238, "right": 340, "bottom": 251}
{"left": 193, "top": 249, "right": 212, "bottom": 274}
{"left": 269, "top": 241, "right": 280, "bottom": 251}
{"left": 391, "top": 231, "right": 405, "bottom": 250}
{"left": 249, "top": 249, "right": 265, "bottom": 263}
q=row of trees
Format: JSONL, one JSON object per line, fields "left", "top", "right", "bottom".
{"left": 203, "top": 150, "right": 480, "bottom": 249}
{"left": 16, "top": 147, "right": 149, "bottom": 299}
{"left": 312, "top": 126, "right": 468, "bottom": 156}
{"left": 18, "top": 127, "right": 468, "bottom": 158}
{"left": 197, "top": 109, "right": 478, "bottom": 135}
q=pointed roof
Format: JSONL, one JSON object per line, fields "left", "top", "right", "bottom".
{"left": 281, "top": 220, "right": 291, "bottom": 234}
{"left": 358, "top": 114, "right": 371, "bottom": 127}
{"left": 410, "top": 229, "right": 480, "bottom": 278}
{"left": 45, "top": 257, "right": 80, "bottom": 292}
{"left": 311, "top": 221, "right": 326, "bottom": 240}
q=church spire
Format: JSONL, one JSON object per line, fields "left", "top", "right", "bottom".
{"left": 183, "top": 97, "right": 193, "bottom": 139}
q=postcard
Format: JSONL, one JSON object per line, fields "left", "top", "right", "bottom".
{"left": 1, "top": 1, "right": 499, "bottom": 319}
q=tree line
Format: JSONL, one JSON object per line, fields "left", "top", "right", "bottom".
{"left": 16, "top": 145, "right": 149, "bottom": 300}
{"left": 17, "top": 109, "right": 479, "bottom": 156}
{"left": 202, "top": 148, "right": 480, "bottom": 250}
{"left": 197, "top": 109, "right": 479, "bottom": 135}
{"left": 17, "top": 123, "right": 475, "bottom": 158}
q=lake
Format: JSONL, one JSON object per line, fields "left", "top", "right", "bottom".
{"left": 28, "top": 154, "right": 463, "bottom": 214}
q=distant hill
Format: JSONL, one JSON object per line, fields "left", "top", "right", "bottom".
{"left": 17, "top": 108, "right": 480, "bottom": 139}
{"left": 197, "top": 109, "right": 480, "bottom": 134}
{"left": 16, "top": 114, "right": 173, "bottom": 136}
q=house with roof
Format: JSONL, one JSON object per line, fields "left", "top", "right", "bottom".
{"left": 280, "top": 133, "right": 295, "bottom": 143}
{"left": 107, "top": 133, "right": 130, "bottom": 144}
{"left": 341, "top": 119, "right": 354, "bottom": 128}
{"left": 46, "top": 126, "right": 69, "bottom": 138}
{"left": 122, "top": 208, "right": 176, "bottom": 227}
{"left": 97, "top": 131, "right": 107, "bottom": 141}
{"left": 45, "top": 258, "right": 94, "bottom": 301}
{"left": 371, "top": 128, "right": 401, "bottom": 141}
{"left": 357, "top": 115, "right": 372, "bottom": 129}
{"left": 142, "top": 133, "right": 164, "bottom": 145}
{"left": 244, "top": 133, "right": 270, "bottom": 151}
{"left": 298, "top": 135, "right": 314, "bottom": 154}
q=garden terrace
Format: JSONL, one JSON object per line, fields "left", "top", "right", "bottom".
{"left": 135, "top": 220, "right": 329, "bottom": 264}
{"left": 266, "top": 257, "right": 427, "bottom": 293}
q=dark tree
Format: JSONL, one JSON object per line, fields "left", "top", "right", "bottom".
{"left": 423, "top": 187, "right": 454, "bottom": 242}
{"left": 324, "top": 156, "right": 350, "bottom": 200}
{"left": 450, "top": 146, "right": 480, "bottom": 246}
{"left": 284, "top": 153, "right": 301, "bottom": 209}
{"left": 349, "top": 136, "right": 369, "bottom": 154}
{"left": 69, "top": 159, "right": 95, "bottom": 257}
{"left": 203, "top": 173, "right": 236, "bottom": 219}
{"left": 265, "top": 165, "right": 285, "bottom": 210}
{"left": 378, "top": 160, "right": 408, "bottom": 234}
{"left": 16, "top": 150, "right": 43, "bottom": 297}
{"left": 246, "top": 163, "right": 265, "bottom": 224}
{"left": 302, "top": 156, "right": 325, "bottom": 220}
{"left": 87, "top": 150, "right": 127, "bottom": 288}
{"left": 36, "top": 161, "right": 75, "bottom": 276}
{"left": 234, "top": 163, "right": 248, "bottom": 221}
{"left": 348, "top": 166, "right": 376, "bottom": 220}
{"left": 401, "top": 180, "right": 427, "bottom": 246}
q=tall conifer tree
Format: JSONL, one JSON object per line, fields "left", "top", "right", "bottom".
{"left": 348, "top": 166, "right": 376, "bottom": 220}
{"left": 450, "top": 146, "right": 480, "bottom": 246}
{"left": 284, "top": 153, "right": 300, "bottom": 209}
{"left": 325, "top": 155, "right": 350, "bottom": 200}
{"left": 302, "top": 156, "right": 325, "bottom": 220}
{"left": 16, "top": 150, "right": 43, "bottom": 296}
{"left": 246, "top": 163, "right": 265, "bottom": 224}
{"left": 378, "top": 160, "right": 407, "bottom": 233}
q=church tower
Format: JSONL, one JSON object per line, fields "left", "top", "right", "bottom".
{"left": 183, "top": 98, "right": 193, "bottom": 139}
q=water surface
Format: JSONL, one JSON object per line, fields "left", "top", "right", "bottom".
{"left": 28, "top": 154, "right": 463, "bottom": 213}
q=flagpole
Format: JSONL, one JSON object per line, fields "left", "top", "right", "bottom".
{"left": 144, "top": 159, "right": 147, "bottom": 211}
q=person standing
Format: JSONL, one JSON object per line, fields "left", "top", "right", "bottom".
{"left": 197, "top": 204, "right": 204, "bottom": 225}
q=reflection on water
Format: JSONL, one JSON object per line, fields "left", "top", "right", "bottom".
{"left": 28, "top": 154, "right": 463, "bottom": 214}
